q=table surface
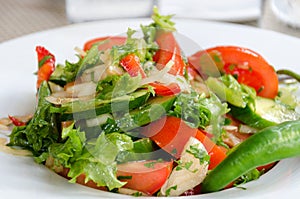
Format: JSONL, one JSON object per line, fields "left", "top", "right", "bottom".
{"left": 1, "top": 0, "right": 300, "bottom": 43}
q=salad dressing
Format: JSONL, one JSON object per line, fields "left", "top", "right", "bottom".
{"left": 0, "top": 138, "right": 32, "bottom": 156}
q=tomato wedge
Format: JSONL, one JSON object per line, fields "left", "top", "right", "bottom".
{"left": 117, "top": 160, "right": 173, "bottom": 195}
{"left": 153, "top": 30, "right": 185, "bottom": 76}
{"left": 188, "top": 46, "right": 278, "bottom": 99}
{"left": 195, "top": 130, "right": 227, "bottom": 170}
{"left": 83, "top": 36, "right": 127, "bottom": 51}
{"left": 141, "top": 116, "right": 227, "bottom": 169}
{"left": 36, "top": 46, "right": 55, "bottom": 89}
{"left": 141, "top": 116, "right": 197, "bottom": 158}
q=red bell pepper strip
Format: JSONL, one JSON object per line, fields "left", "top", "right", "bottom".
{"left": 36, "top": 46, "right": 56, "bottom": 89}
{"left": 119, "top": 53, "right": 181, "bottom": 96}
{"left": 120, "top": 54, "right": 147, "bottom": 78}
{"left": 8, "top": 115, "right": 26, "bottom": 126}
{"left": 141, "top": 116, "right": 227, "bottom": 169}
{"left": 149, "top": 82, "right": 181, "bottom": 96}
{"left": 153, "top": 30, "right": 185, "bottom": 76}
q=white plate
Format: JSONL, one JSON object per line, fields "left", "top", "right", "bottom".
{"left": 1, "top": 19, "right": 300, "bottom": 199}
{"left": 158, "top": 0, "right": 261, "bottom": 22}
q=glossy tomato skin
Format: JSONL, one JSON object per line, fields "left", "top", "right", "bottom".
{"left": 153, "top": 30, "right": 185, "bottom": 76}
{"left": 83, "top": 36, "right": 126, "bottom": 51}
{"left": 195, "top": 130, "right": 227, "bottom": 170}
{"left": 141, "top": 116, "right": 197, "bottom": 159}
{"left": 188, "top": 46, "right": 278, "bottom": 99}
{"left": 117, "top": 160, "right": 173, "bottom": 195}
{"left": 141, "top": 116, "right": 227, "bottom": 170}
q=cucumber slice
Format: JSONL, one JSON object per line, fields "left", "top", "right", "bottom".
{"left": 116, "top": 138, "right": 156, "bottom": 163}
{"left": 206, "top": 76, "right": 255, "bottom": 108}
{"left": 116, "top": 95, "right": 176, "bottom": 131}
{"left": 230, "top": 96, "right": 300, "bottom": 129}
{"left": 81, "top": 95, "right": 176, "bottom": 136}
{"left": 60, "top": 90, "right": 150, "bottom": 121}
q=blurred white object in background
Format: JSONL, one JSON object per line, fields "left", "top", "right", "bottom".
{"left": 66, "top": 0, "right": 154, "bottom": 23}
{"left": 271, "top": 0, "right": 300, "bottom": 28}
{"left": 158, "top": 0, "right": 261, "bottom": 22}
{"left": 260, "top": 0, "right": 300, "bottom": 38}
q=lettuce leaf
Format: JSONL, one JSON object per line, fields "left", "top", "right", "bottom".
{"left": 168, "top": 91, "right": 211, "bottom": 129}
{"left": 36, "top": 126, "right": 132, "bottom": 190}
{"left": 8, "top": 81, "right": 59, "bottom": 156}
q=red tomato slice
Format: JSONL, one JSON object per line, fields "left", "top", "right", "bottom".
{"left": 188, "top": 46, "right": 278, "bottom": 99}
{"left": 36, "top": 46, "right": 55, "bottom": 89}
{"left": 58, "top": 168, "right": 107, "bottom": 191}
{"left": 141, "top": 116, "right": 227, "bottom": 169}
{"left": 117, "top": 160, "right": 173, "bottom": 195}
{"left": 257, "top": 162, "right": 276, "bottom": 172}
{"left": 153, "top": 31, "right": 185, "bottom": 76}
{"left": 120, "top": 54, "right": 147, "bottom": 78}
{"left": 195, "top": 130, "right": 227, "bottom": 170}
{"left": 141, "top": 116, "right": 197, "bottom": 158}
{"left": 83, "top": 36, "right": 127, "bottom": 51}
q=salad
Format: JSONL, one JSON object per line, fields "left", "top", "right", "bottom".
{"left": 2, "top": 8, "right": 300, "bottom": 197}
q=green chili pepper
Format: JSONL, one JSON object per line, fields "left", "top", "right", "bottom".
{"left": 201, "top": 120, "right": 300, "bottom": 193}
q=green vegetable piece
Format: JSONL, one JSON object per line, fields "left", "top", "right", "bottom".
{"left": 116, "top": 95, "right": 176, "bottom": 131}
{"left": 151, "top": 6, "right": 176, "bottom": 32}
{"left": 8, "top": 81, "right": 58, "bottom": 156}
{"left": 77, "top": 44, "right": 102, "bottom": 75}
{"left": 116, "top": 138, "right": 155, "bottom": 163}
{"left": 206, "top": 75, "right": 256, "bottom": 108}
{"left": 201, "top": 120, "right": 300, "bottom": 193}
{"left": 60, "top": 90, "right": 150, "bottom": 121}
{"left": 111, "top": 73, "right": 142, "bottom": 98}
{"left": 107, "top": 133, "right": 134, "bottom": 152}
{"left": 65, "top": 132, "right": 132, "bottom": 190}
{"left": 169, "top": 91, "right": 211, "bottom": 129}
{"left": 277, "top": 69, "right": 300, "bottom": 83}
{"left": 49, "top": 60, "right": 81, "bottom": 86}
{"left": 230, "top": 96, "right": 300, "bottom": 129}
{"left": 35, "top": 123, "right": 85, "bottom": 166}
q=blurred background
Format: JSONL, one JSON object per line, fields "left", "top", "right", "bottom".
{"left": 1, "top": 0, "right": 300, "bottom": 42}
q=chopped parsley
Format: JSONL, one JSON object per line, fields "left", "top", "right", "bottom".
{"left": 175, "top": 160, "right": 198, "bottom": 173}
{"left": 165, "top": 185, "right": 177, "bottom": 196}
{"left": 186, "top": 144, "right": 210, "bottom": 165}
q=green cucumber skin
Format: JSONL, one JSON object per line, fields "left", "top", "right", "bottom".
{"left": 116, "top": 96, "right": 176, "bottom": 131}
{"left": 229, "top": 96, "right": 300, "bottom": 130}
{"left": 60, "top": 91, "right": 150, "bottom": 121}
{"left": 82, "top": 96, "right": 176, "bottom": 135}
{"left": 229, "top": 104, "right": 277, "bottom": 129}
{"left": 201, "top": 120, "right": 300, "bottom": 193}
